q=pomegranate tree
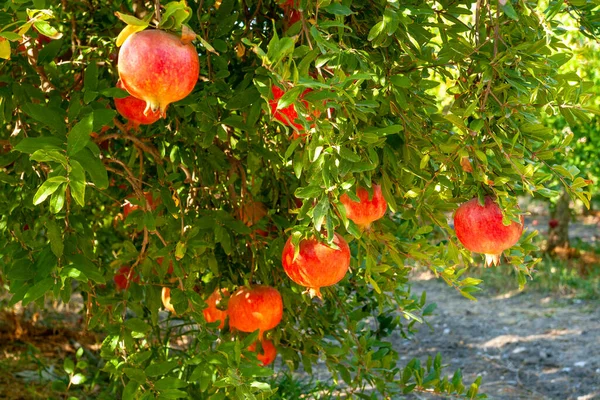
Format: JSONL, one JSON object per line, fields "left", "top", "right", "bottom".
{"left": 228, "top": 285, "right": 283, "bottom": 338}
{"left": 281, "top": 233, "right": 351, "bottom": 298}
{"left": 118, "top": 30, "right": 199, "bottom": 117}
{"left": 339, "top": 184, "right": 388, "bottom": 228}
{"left": 453, "top": 196, "right": 524, "bottom": 266}
{"left": 248, "top": 339, "right": 277, "bottom": 366}
{"left": 114, "top": 80, "right": 161, "bottom": 126}
{"left": 203, "top": 288, "right": 229, "bottom": 329}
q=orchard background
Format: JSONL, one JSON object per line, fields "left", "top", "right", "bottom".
{"left": 0, "top": 0, "right": 599, "bottom": 399}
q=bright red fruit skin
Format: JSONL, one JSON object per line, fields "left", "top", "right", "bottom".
{"left": 453, "top": 197, "right": 524, "bottom": 266}
{"left": 281, "top": 233, "right": 350, "bottom": 298}
{"left": 118, "top": 30, "right": 199, "bottom": 117}
{"left": 114, "top": 266, "right": 140, "bottom": 290}
{"left": 123, "top": 192, "right": 157, "bottom": 219}
{"left": 114, "top": 81, "right": 161, "bottom": 126}
{"left": 340, "top": 184, "right": 388, "bottom": 228}
{"left": 269, "top": 86, "right": 313, "bottom": 134}
{"left": 248, "top": 339, "right": 277, "bottom": 366}
{"left": 203, "top": 288, "right": 229, "bottom": 329}
{"left": 228, "top": 285, "right": 283, "bottom": 338}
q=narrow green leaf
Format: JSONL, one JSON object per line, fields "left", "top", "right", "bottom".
{"left": 67, "top": 114, "right": 93, "bottom": 156}
{"left": 69, "top": 159, "right": 86, "bottom": 206}
{"left": 33, "top": 176, "right": 67, "bottom": 205}
{"left": 46, "top": 219, "right": 63, "bottom": 258}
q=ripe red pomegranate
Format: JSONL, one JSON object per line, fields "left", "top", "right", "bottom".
{"left": 118, "top": 30, "right": 199, "bottom": 117}
{"left": 123, "top": 192, "right": 158, "bottom": 219}
{"left": 339, "top": 184, "right": 388, "bottom": 228}
{"left": 269, "top": 86, "right": 315, "bottom": 133}
{"left": 203, "top": 288, "right": 229, "bottom": 329}
{"left": 280, "top": 0, "right": 302, "bottom": 27}
{"left": 228, "top": 285, "right": 283, "bottom": 338}
{"left": 549, "top": 219, "right": 559, "bottom": 229}
{"left": 114, "top": 80, "right": 161, "bottom": 126}
{"left": 161, "top": 287, "right": 175, "bottom": 313}
{"left": 453, "top": 197, "right": 524, "bottom": 266}
{"left": 281, "top": 233, "right": 350, "bottom": 298}
{"left": 114, "top": 266, "right": 140, "bottom": 290}
{"left": 248, "top": 339, "right": 277, "bottom": 366}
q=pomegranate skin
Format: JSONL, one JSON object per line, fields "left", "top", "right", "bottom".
{"left": 114, "top": 81, "right": 161, "bottom": 126}
{"left": 118, "top": 30, "right": 199, "bottom": 117}
{"left": 281, "top": 233, "right": 350, "bottom": 298}
{"left": 228, "top": 285, "right": 283, "bottom": 338}
{"left": 114, "top": 266, "right": 140, "bottom": 290}
{"left": 248, "top": 339, "right": 277, "bottom": 366}
{"left": 453, "top": 197, "right": 524, "bottom": 266}
{"left": 269, "top": 86, "right": 315, "bottom": 134}
{"left": 340, "top": 184, "right": 388, "bottom": 228}
{"left": 203, "top": 288, "right": 229, "bottom": 329}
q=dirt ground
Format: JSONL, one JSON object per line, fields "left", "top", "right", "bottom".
{"left": 398, "top": 273, "right": 600, "bottom": 400}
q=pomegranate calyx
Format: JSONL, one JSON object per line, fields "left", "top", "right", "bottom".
{"left": 484, "top": 253, "right": 501, "bottom": 267}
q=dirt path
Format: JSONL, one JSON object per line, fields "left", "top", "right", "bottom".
{"left": 398, "top": 274, "right": 600, "bottom": 400}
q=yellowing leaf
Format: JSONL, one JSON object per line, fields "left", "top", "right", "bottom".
{"left": 0, "top": 38, "right": 10, "bottom": 60}
{"left": 116, "top": 24, "right": 147, "bottom": 47}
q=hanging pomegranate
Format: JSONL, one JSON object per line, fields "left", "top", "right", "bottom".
{"left": 339, "top": 184, "right": 388, "bottom": 228}
{"left": 453, "top": 196, "right": 524, "bottom": 266}
{"left": 281, "top": 233, "right": 350, "bottom": 298}
{"left": 118, "top": 30, "right": 199, "bottom": 117}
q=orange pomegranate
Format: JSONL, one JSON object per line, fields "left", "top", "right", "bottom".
{"left": 228, "top": 285, "right": 283, "bottom": 338}
{"left": 248, "top": 339, "right": 277, "bottom": 366}
{"left": 118, "top": 30, "right": 199, "bottom": 117}
{"left": 203, "top": 288, "right": 229, "bottom": 329}
{"left": 453, "top": 196, "right": 524, "bottom": 266}
{"left": 339, "top": 184, "right": 388, "bottom": 228}
{"left": 114, "top": 80, "right": 161, "bottom": 126}
{"left": 281, "top": 233, "right": 350, "bottom": 298}
{"left": 123, "top": 192, "right": 158, "bottom": 219}
{"left": 113, "top": 266, "right": 140, "bottom": 290}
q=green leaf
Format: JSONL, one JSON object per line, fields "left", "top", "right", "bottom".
{"left": 501, "top": 1, "right": 519, "bottom": 20}
{"left": 46, "top": 219, "right": 63, "bottom": 258}
{"left": 21, "top": 103, "right": 67, "bottom": 135}
{"left": 322, "top": 3, "right": 353, "bottom": 15}
{"left": 22, "top": 277, "right": 54, "bottom": 306}
{"left": 72, "top": 148, "right": 108, "bottom": 189}
{"left": 123, "top": 368, "right": 147, "bottom": 384}
{"left": 122, "top": 380, "right": 139, "bottom": 400}
{"left": 30, "top": 149, "right": 67, "bottom": 166}
{"left": 84, "top": 63, "right": 98, "bottom": 92}
{"left": 124, "top": 318, "right": 151, "bottom": 333}
{"left": 68, "top": 114, "right": 93, "bottom": 156}
{"left": 115, "top": 12, "right": 150, "bottom": 26}
{"left": 33, "top": 176, "right": 67, "bottom": 205}
{"left": 154, "top": 377, "right": 188, "bottom": 390}
{"left": 63, "top": 358, "right": 75, "bottom": 374}
{"left": 145, "top": 360, "right": 179, "bottom": 377}
{"left": 14, "top": 137, "right": 65, "bottom": 154}
{"left": 69, "top": 159, "right": 86, "bottom": 207}
{"left": 368, "top": 21, "right": 385, "bottom": 42}
{"left": 313, "top": 196, "right": 329, "bottom": 231}
{"left": 68, "top": 254, "right": 106, "bottom": 284}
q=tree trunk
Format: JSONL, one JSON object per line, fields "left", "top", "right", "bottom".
{"left": 546, "top": 189, "right": 571, "bottom": 253}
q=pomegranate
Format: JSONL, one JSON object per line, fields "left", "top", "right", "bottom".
{"left": 453, "top": 197, "right": 524, "bottom": 266}
{"left": 161, "top": 287, "right": 175, "bottom": 313}
{"left": 118, "top": 30, "right": 199, "bottom": 117}
{"left": 228, "top": 285, "right": 283, "bottom": 338}
{"left": 269, "top": 86, "right": 315, "bottom": 133}
{"left": 339, "top": 184, "right": 388, "bottom": 228}
{"left": 113, "top": 266, "right": 140, "bottom": 290}
{"left": 248, "top": 339, "right": 277, "bottom": 366}
{"left": 281, "top": 233, "right": 350, "bottom": 298}
{"left": 114, "top": 80, "right": 161, "bottom": 126}
{"left": 123, "top": 192, "right": 158, "bottom": 219}
{"left": 203, "top": 288, "right": 229, "bottom": 329}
